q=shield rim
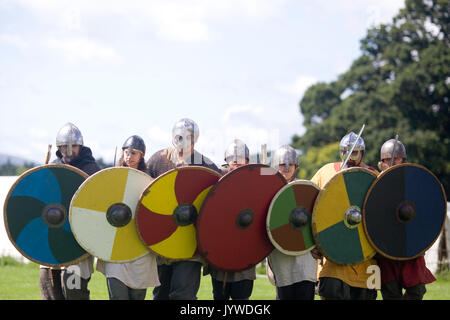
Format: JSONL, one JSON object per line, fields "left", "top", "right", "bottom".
{"left": 135, "top": 165, "right": 222, "bottom": 261}
{"left": 266, "top": 179, "right": 319, "bottom": 256}
{"left": 69, "top": 166, "right": 154, "bottom": 263}
{"left": 311, "top": 166, "right": 378, "bottom": 266}
{"left": 196, "top": 163, "right": 286, "bottom": 271}
{"left": 362, "top": 163, "right": 448, "bottom": 261}
{"left": 3, "top": 164, "right": 90, "bottom": 267}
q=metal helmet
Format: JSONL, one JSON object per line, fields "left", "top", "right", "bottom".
{"left": 339, "top": 131, "right": 365, "bottom": 161}
{"left": 224, "top": 139, "right": 249, "bottom": 164}
{"left": 122, "top": 135, "right": 146, "bottom": 155}
{"left": 380, "top": 138, "right": 406, "bottom": 161}
{"left": 56, "top": 122, "right": 83, "bottom": 158}
{"left": 172, "top": 118, "right": 199, "bottom": 151}
{"left": 272, "top": 145, "right": 298, "bottom": 173}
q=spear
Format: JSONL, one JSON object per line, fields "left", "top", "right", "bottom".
{"left": 261, "top": 144, "right": 267, "bottom": 165}
{"left": 390, "top": 134, "right": 399, "bottom": 167}
{"left": 45, "top": 144, "right": 52, "bottom": 164}
{"left": 113, "top": 146, "right": 118, "bottom": 166}
{"left": 340, "top": 124, "right": 365, "bottom": 170}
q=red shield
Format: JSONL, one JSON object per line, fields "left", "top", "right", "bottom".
{"left": 197, "top": 164, "right": 287, "bottom": 271}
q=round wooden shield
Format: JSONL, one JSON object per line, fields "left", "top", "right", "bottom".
{"left": 70, "top": 167, "right": 153, "bottom": 262}
{"left": 3, "top": 164, "right": 89, "bottom": 267}
{"left": 197, "top": 164, "right": 287, "bottom": 271}
{"left": 136, "top": 166, "right": 221, "bottom": 260}
{"left": 267, "top": 180, "right": 320, "bottom": 256}
{"left": 363, "top": 163, "right": 447, "bottom": 260}
{"left": 312, "top": 167, "right": 377, "bottom": 265}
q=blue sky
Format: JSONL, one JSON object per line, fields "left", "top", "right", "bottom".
{"left": 0, "top": 0, "right": 405, "bottom": 166}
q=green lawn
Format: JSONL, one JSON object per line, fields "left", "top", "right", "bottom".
{"left": 0, "top": 257, "right": 276, "bottom": 300}
{"left": 0, "top": 257, "right": 448, "bottom": 300}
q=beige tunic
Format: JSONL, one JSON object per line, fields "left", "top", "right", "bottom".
{"left": 96, "top": 253, "right": 160, "bottom": 289}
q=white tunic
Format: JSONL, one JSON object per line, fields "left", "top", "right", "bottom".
{"left": 74, "top": 255, "right": 95, "bottom": 279}
{"left": 40, "top": 255, "right": 95, "bottom": 279}
{"left": 268, "top": 249, "right": 317, "bottom": 287}
{"left": 96, "top": 253, "right": 160, "bottom": 289}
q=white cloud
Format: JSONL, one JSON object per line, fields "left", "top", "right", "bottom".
{"left": 364, "top": 1, "right": 404, "bottom": 27}
{"left": 314, "top": 0, "right": 404, "bottom": 27}
{"left": 221, "top": 104, "right": 264, "bottom": 125}
{"left": 141, "top": 0, "right": 286, "bottom": 43}
{"left": 0, "top": 126, "right": 52, "bottom": 164}
{"left": 28, "top": 127, "right": 50, "bottom": 140}
{"left": 149, "top": 2, "right": 210, "bottom": 43}
{"left": 60, "top": 7, "right": 82, "bottom": 31}
{"left": 13, "top": 0, "right": 289, "bottom": 43}
{"left": 194, "top": 103, "right": 293, "bottom": 164}
{"left": 45, "top": 37, "right": 120, "bottom": 63}
{"left": 8, "top": 1, "right": 404, "bottom": 46}
{"left": 146, "top": 125, "right": 171, "bottom": 146}
{"left": 0, "top": 34, "right": 29, "bottom": 49}
{"left": 274, "top": 75, "right": 317, "bottom": 98}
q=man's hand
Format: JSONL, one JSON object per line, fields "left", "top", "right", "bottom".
{"left": 378, "top": 161, "right": 389, "bottom": 172}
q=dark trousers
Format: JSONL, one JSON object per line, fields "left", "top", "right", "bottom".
{"left": 39, "top": 268, "right": 65, "bottom": 300}
{"left": 211, "top": 278, "right": 254, "bottom": 300}
{"left": 152, "top": 261, "right": 202, "bottom": 300}
{"left": 39, "top": 268, "right": 90, "bottom": 300}
{"left": 381, "top": 280, "right": 426, "bottom": 300}
{"left": 61, "top": 269, "right": 90, "bottom": 300}
{"left": 277, "top": 280, "right": 316, "bottom": 300}
{"left": 106, "top": 277, "right": 147, "bottom": 300}
{"left": 319, "top": 277, "right": 377, "bottom": 300}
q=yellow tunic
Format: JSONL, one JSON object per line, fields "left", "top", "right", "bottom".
{"left": 311, "top": 162, "right": 378, "bottom": 288}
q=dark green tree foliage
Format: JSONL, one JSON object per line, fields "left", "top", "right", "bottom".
{"left": 0, "top": 160, "right": 35, "bottom": 176}
{"left": 293, "top": 0, "right": 449, "bottom": 197}
{"left": 95, "top": 158, "right": 114, "bottom": 169}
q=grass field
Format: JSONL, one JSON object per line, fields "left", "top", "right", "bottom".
{"left": 0, "top": 256, "right": 449, "bottom": 300}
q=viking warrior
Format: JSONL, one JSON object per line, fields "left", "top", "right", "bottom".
{"left": 39, "top": 122, "right": 101, "bottom": 300}
{"left": 220, "top": 138, "right": 250, "bottom": 174}
{"left": 267, "top": 145, "right": 317, "bottom": 300}
{"left": 208, "top": 139, "right": 256, "bottom": 300}
{"left": 146, "top": 118, "right": 219, "bottom": 178}
{"left": 339, "top": 131, "right": 367, "bottom": 169}
{"left": 310, "top": 132, "right": 379, "bottom": 300}
{"left": 118, "top": 135, "right": 147, "bottom": 171}
{"left": 96, "top": 135, "right": 160, "bottom": 300}
{"left": 377, "top": 138, "right": 407, "bottom": 172}
{"left": 53, "top": 122, "right": 100, "bottom": 175}
{"left": 376, "top": 138, "right": 436, "bottom": 300}
{"left": 271, "top": 145, "right": 299, "bottom": 182}
{"left": 147, "top": 118, "right": 220, "bottom": 300}
{"left": 311, "top": 131, "right": 375, "bottom": 187}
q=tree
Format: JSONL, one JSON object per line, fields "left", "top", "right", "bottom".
{"left": 96, "top": 157, "right": 114, "bottom": 169}
{"left": 292, "top": 0, "right": 449, "bottom": 197}
{"left": 0, "top": 160, "right": 35, "bottom": 176}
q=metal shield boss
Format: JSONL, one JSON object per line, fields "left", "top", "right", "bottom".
{"left": 69, "top": 167, "right": 153, "bottom": 262}
{"left": 136, "top": 166, "right": 221, "bottom": 260}
{"left": 312, "top": 167, "right": 377, "bottom": 265}
{"left": 267, "top": 180, "right": 320, "bottom": 256}
{"left": 363, "top": 163, "right": 447, "bottom": 260}
{"left": 3, "top": 164, "right": 89, "bottom": 267}
{"left": 197, "top": 164, "right": 287, "bottom": 271}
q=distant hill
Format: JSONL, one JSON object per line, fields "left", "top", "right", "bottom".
{"left": 0, "top": 153, "right": 37, "bottom": 167}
